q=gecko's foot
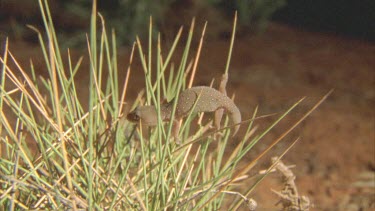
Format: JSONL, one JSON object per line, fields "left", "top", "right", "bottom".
{"left": 208, "top": 126, "right": 224, "bottom": 140}
{"left": 174, "top": 137, "right": 182, "bottom": 145}
{"left": 213, "top": 132, "right": 224, "bottom": 140}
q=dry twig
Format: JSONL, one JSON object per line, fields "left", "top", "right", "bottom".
{"left": 271, "top": 157, "right": 311, "bottom": 211}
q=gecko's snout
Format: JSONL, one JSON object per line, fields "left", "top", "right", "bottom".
{"left": 125, "top": 106, "right": 158, "bottom": 126}
{"left": 126, "top": 110, "right": 140, "bottom": 123}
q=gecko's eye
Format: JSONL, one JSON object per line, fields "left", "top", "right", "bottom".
{"left": 126, "top": 111, "right": 140, "bottom": 122}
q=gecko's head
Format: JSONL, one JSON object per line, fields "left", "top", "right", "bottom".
{"left": 126, "top": 106, "right": 158, "bottom": 126}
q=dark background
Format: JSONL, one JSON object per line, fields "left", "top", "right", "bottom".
{"left": 272, "top": 0, "right": 375, "bottom": 42}
{"left": 0, "top": 0, "right": 374, "bottom": 43}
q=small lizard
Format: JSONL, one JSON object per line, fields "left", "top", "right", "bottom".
{"left": 127, "top": 85, "right": 241, "bottom": 141}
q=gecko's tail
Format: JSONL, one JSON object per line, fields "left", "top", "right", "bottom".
{"left": 229, "top": 106, "right": 241, "bottom": 136}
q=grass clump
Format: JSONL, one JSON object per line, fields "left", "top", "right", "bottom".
{"left": 0, "top": 1, "right": 328, "bottom": 210}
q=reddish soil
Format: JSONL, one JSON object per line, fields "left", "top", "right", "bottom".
{"left": 5, "top": 22, "right": 374, "bottom": 210}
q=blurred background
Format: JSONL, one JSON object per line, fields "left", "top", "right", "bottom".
{"left": 1, "top": 0, "right": 374, "bottom": 45}
{"left": 1, "top": 0, "right": 374, "bottom": 210}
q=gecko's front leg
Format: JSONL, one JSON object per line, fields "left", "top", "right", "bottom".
{"left": 171, "top": 119, "right": 182, "bottom": 145}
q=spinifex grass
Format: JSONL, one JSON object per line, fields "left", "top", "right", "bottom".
{"left": 0, "top": 1, "right": 330, "bottom": 210}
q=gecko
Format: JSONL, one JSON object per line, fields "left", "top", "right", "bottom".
{"left": 127, "top": 84, "right": 241, "bottom": 140}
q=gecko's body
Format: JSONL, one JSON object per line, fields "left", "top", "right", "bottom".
{"left": 127, "top": 86, "right": 241, "bottom": 138}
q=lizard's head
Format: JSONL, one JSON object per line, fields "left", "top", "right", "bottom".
{"left": 126, "top": 106, "right": 158, "bottom": 126}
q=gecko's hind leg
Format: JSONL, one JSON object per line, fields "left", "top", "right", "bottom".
{"left": 213, "top": 73, "right": 228, "bottom": 139}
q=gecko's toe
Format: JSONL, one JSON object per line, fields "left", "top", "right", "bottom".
{"left": 175, "top": 137, "right": 182, "bottom": 145}
{"left": 214, "top": 132, "right": 224, "bottom": 140}
{"left": 207, "top": 127, "right": 224, "bottom": 140}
